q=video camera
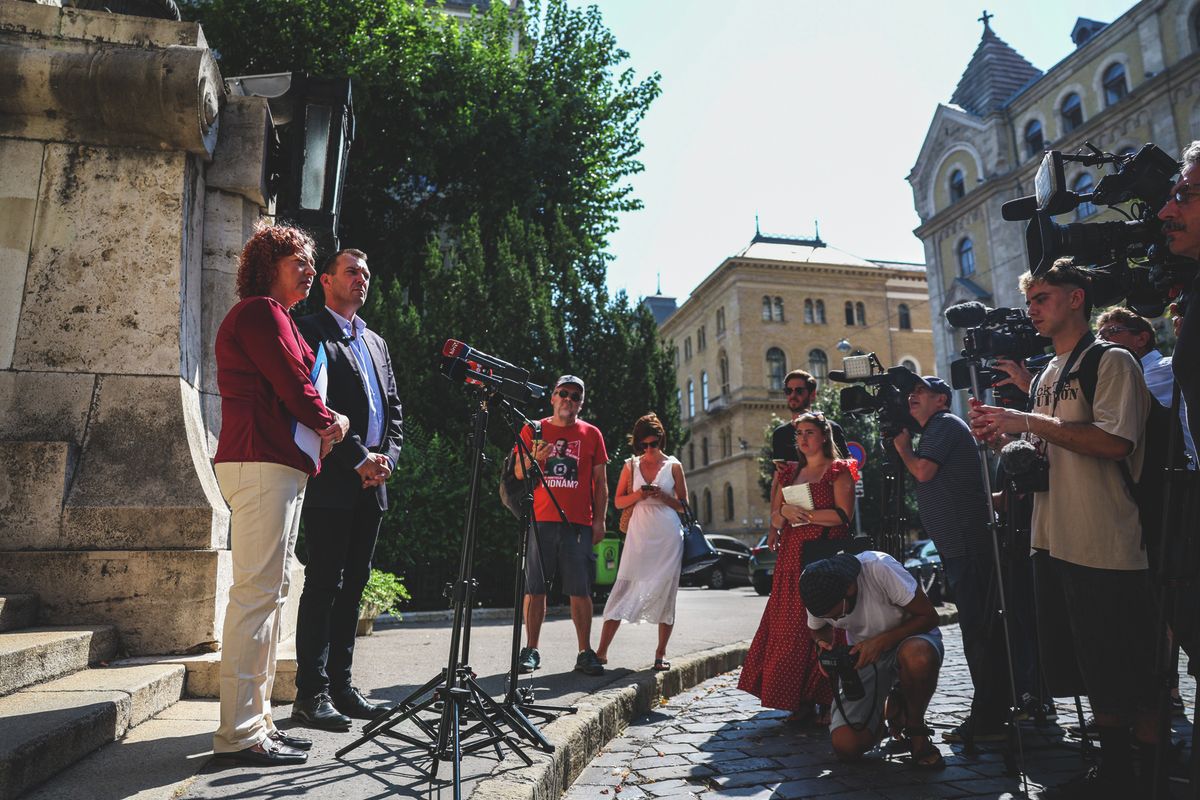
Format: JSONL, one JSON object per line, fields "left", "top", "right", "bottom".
{"left": 1004, "top": 142, "right": 1195, "bottom": 317}
{"left": 944, "top": 302, "right": 1050, "bottom": 409}
{"left": 829, "top": 353, "right": 920, "bottom": 438}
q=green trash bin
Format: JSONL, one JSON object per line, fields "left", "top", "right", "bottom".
{"left": 594, "top": 535, "right": 621, "bottom": 587}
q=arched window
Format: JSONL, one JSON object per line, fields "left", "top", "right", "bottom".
{"left": 684, "top": 337, "right": 692, "bottom": 360}
{"left": 766, "top": 347, "right": 787, "bottom": 390}
{"left": 762, "top": 296, "right": 772, "bottom": 321}
{"left": 676, "top": 387, "right": 682, "bottom": 417}
{"left": 702, "top": 436, "right": 709, "bottom": 466}
{"left": 1074, "top": 173, "right": 1096, "bottom": 219}
{"left": 809, "top": 348, "right": 829, "bottom": 380}
{"left": 957, "top": 237, "right": 976, "bottom": 277}
{"left": 687, "top": 379, "right": 695, "bottom": 418}
{"left": 724, "top": 484, "right": 735, "bottom": 521}
{"left": 703, "top": 489, "right": 713, "bottom": 524}
{"left": 855, "top": 302, "right": 866, "bottom": 326}
{"left": 716, "top": 307, "right": 725, "bottom": 335}
{"left": 844, "top": 301, "right": 855, "bottom": 326}
{"left": 719, "top": 351, "right": 730, "bottom": 396}
{"left": 815, "top": 299, "right": 826, "bottom": 324}
{"left": 1061, "top": 92, "right": 1083, "bottom": 133}
{"left": 1024, "top": 119, "right": 1044, "bottom": 159}
{"left": 701, "top": 371, "right": 709, "bottom": 410}
{"left": 949, "top": 168, "right": 965, "bottom": 202}
{"left": 1102, "top": 63, "right": 1128, "bottom": 107}
{"left": 902, "top": 358, "right": 919, "bottom": 373}
{"left": 773, "top": 296, "right": 784, "bottom": 322}
{"left": 898, "top": 303, "right": 912, "bottom": 330}
{"left": 804, "top": 299, "right": 814, "bottom": 323}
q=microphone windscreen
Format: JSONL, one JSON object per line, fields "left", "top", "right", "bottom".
{"left": 944, "top": 301, "right": 989, "bottom": 328}
{"left": 1000, "top": 438, "right": 1040, "bottom": 476}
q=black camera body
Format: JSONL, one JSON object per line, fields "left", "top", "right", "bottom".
{"left": 945, "top": 302, "right": 1050, "bottom": 409}
{"left": 1009, "top": 143, "right": 1197, "bottom": 317}
{"left": 829, "top": 353, "right": 920, "bottom": 439}
{"left": 818, "top": 644, "right": 866, "bottom": 701}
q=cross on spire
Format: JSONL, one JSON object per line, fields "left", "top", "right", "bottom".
{"left": 978, "top": 9, "right": 994, "bottom": 30}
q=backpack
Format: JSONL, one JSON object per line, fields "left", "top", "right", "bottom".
{"left": 1073, "top": 342, "right": 1189, "bottom": 551}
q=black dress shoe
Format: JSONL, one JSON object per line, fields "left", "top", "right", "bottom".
{"left": 217, "top": 741, "right": 307, "bottom": 766}
{"left": 332, "top": 686, "right": 391, "bottom": 720}
{"left": 291, "top": 692, "right": 352, "bottom": 731}
{"left": 269, "top": 730, "right": 313, "bottom": 750}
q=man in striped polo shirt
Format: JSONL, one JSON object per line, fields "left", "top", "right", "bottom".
{"left": 890, "top": 375, "right": 1007, "bottom": 746}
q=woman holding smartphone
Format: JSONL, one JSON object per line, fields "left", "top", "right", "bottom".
{"left": 596, "top": 413, "right": 687, "bottom": 670}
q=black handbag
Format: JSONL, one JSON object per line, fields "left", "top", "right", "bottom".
{"left": 801, "top": 529, "right": 871, "bottom": 567}
{"left": 680, "top": 501, "right": 720, "bottom": 575}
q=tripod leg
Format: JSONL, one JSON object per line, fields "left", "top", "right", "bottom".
{"left": 1074, "top": 695, "right": 1094, "bottom": 758}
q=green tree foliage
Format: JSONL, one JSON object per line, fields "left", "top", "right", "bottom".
{"left": 756, "top": 387, "right": 922, "bottom": 545}
{"left": 186, "top": 0, "right": 677, "bottom": 606}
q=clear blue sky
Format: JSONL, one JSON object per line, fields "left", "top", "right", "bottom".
{"left": 573, "top": 0, "right": 1143, "bottom": 303}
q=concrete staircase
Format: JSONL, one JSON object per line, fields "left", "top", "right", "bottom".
{"left": 0, "top": 594, "right": 187, "bottom": 800}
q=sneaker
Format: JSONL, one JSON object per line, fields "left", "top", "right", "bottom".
{"left": 575, "top": 648, "right": 605, "bottom": 676}
{"left": 941, "top": 717, "right": 1007, "bottom": 743}
{"left": 1015, "top": 692, "right": 1058, "bottom": 722}
{"left": 518, "top": 646, "right": 540, "bottom": 674}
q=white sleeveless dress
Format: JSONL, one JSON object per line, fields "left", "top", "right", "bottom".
{"left": 603, "top": 455, "right": 685, "bottom": 625}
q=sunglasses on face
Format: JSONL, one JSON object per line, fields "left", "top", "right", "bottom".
{"left": 640, "top": 439, "right": 661, "bottom": 449}
{"left": 556, "top": 390, "right": 583, "bottom": 401}
{"left": 784, "top": 386, "right": 809, "bottom": 396}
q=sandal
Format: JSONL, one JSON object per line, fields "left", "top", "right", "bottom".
{"left": 652, "top": 658, "right": 670, "bottom": 671}
{"left": 902, "top": 725, "right": 946, "bottom": 770}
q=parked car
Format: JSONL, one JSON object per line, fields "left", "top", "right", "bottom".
{"left": 903, "top": 538, "right": 948, "bottom": 605}
{"left": 750, "top": 535, "right": 776, "bottom": 596}
{"left": 681, "top": 535, "right": 752, "bottom": 589}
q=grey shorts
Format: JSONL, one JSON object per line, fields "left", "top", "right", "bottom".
{"left": 525, "top": 521, "right": 595, "bottom": 597}
{"left": 829, "top": 630, "right": 944, "bottom": 732}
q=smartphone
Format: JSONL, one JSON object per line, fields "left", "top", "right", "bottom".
{"left": 642, "top": 483, "right": 659, "bottom": 492}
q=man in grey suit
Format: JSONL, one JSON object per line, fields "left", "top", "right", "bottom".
{"left": 291, "top": 248, "right": 404, "bottom": 731}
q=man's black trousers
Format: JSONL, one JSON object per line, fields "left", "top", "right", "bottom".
{"left": 295, "top": 496, "right": 383, "bottom": 698}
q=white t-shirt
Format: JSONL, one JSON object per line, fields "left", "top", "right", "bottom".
{"left": 807, "top": 551, "right": 923, "bottom": 644}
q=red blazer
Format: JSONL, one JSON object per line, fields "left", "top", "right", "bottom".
{"left": 214, "top": 296, "right": 334, "bottom": 475}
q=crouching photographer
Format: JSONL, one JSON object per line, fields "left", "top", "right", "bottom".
{"left": 801, "top": 552, "right": 944, "bottom": 769}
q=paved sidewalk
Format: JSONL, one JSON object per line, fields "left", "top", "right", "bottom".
{"left": 564, "top": 625, "right": 1196, "bottom": 800}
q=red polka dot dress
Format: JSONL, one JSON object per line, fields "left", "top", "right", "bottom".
{"left": 737, "top": 459, "right": 855, "bottom": 712}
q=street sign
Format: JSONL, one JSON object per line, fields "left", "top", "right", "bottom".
{"left": 846, "top": 440, "right": 867, "bottom": 468}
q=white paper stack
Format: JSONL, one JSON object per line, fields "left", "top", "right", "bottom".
{"left": 782, "top": 482, "right": 814, "bottom": 511}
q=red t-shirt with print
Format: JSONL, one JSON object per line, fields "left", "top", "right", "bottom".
{"left": 519, "top": 418, "right": 609, "bottom": 526}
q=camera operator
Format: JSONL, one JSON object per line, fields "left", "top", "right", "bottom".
{"left": 968, "top": 259, "right": 1160, "bottom": 798}
{"left": 1158, "top": 140, "right": 1200, "bottom": 452}
{"left": 890, "top": 376, "right": 1007, "bottom": 745}
{"left": 801, "top": 552, "right": 944, "bottom": 768}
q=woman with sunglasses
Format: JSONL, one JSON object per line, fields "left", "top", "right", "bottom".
{"left": 596, "top": 413, "right": 687, "bottom": 671}
{"left": 739, "top": 411, "right": 857, "bottom": 725}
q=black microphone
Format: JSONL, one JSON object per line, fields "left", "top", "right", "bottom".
{"left": 944, "top": 301, "right": 990, "bottom": 328}
{"left": 1000, "top": 438, "right": 1041, "bottom": 476}
{"left": 442, "top": 339, "right": 530, "bottom": 383}
{"left": 1001, "top": 195, "right": 1039, "bottom": 221}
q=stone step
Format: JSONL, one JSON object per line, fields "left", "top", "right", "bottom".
{"left": 0, "top": 658, "right": 185, "bottom": 800}
{"left": 0, "top": 595, "right": 37, "bottom": 633}
{"left": 0, "top": 625, "right": 118, "bottom": 697}
{"left": 170, "top": 636, "right": 298, "bottom": 702}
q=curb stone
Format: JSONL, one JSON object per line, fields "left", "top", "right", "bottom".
{"left": 470, "top": 605, "right": 958, "bottom": 800}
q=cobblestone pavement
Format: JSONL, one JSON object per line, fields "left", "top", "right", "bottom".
{"left": 564, "top": 625, "right": 1196, "bottom": 800}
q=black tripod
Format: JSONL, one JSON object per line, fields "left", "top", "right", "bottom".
{"left": 335, "top": 388, "right": 536, "bottom": 799}
{"left": 875, "top": 443, "right": 909, "bottom": 559}
{"left": 493, "top": 404, "right": 575, "bottom": 750}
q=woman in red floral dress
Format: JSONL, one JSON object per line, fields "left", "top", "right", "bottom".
{"left": 738, "top": 411, "right": 857, "bottom": 724}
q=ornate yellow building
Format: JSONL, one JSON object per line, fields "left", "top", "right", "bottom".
{"left": 657, "top": 231, "right": 932, "bottom": 540}
{"left": 909, "top": 5, "right": 1200, "bottom": 378}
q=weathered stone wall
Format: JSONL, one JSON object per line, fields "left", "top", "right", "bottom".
{"left": 0, "top": 0, "right": 276, "bottom": 655}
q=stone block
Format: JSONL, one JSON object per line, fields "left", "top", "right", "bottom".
{"left": 206, "top": 96, "right": 271, "bottom": 207}
{"left": 58, "top": 4, "right": 206, "bottom": 49}
{"left": 0, "top": 138, "right": 43, "bottom": 370}
{"left": 0, "top": 0, "right": 58, "bottom": 38}
{"left": 200, "top": 188, "right": 259, "bottom": 398}
{"left": 13, "top": 143, "right": 190, "bottom": 375}
{"left": 0, "top": 441, "right": 71, "bottom": 550}
{"left": 0, "top": 549, "right": 231, "bottom": 656}
{"left": 61, "top": 375, "right": 227, "bottom": 550}
{"left": 44, "top": 659, "right": 185, "bottom": 729}
{"left": 0, "top": 371, "right": 94, "bottom": 445}
{"left": 0, "top": 595, "right": 36, "bottom": 633}
{"left": 0, "top": 625, "right": 118, "bottom": 696}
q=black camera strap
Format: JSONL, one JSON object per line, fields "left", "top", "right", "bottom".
{"left": 1028, "top": 332, "right": 1095, "bottom": 456}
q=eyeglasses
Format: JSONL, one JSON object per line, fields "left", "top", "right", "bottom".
{"left": 640, "top": 439, "right": 661, "bottom": 449}
{"left": 556, "top": 390, "right": 583, "bottom": 401}
{"left": 1097, "top": 325, "right": 1132, "bottom": 338}
{"left": 784, "top": 386, "right": 810, "bottom": 396}
{"left": 1171, "top": 185, "right": 1200, "bottom": 205}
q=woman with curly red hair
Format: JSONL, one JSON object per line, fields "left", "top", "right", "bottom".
{"left": 739, "top": 411, "right": 857, "bottom": 726}
{"left": 212, "top": 222, "right": 348, "bottom": 766}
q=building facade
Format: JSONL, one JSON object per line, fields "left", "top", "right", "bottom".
{"left": 657, "top": 231, "right": 932, "bottom": 541}
{"left": 909, "top": 3, "right": 1200, "bottom": 381}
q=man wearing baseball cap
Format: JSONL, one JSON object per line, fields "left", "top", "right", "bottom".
{"left": 802, "top": 551, "right": 943, "bottom": 766}
{"left": 513, "top": 374, "right": 610, "bottom": 676}
{"left": 891, "top": 373, "right": 1011, "bottom": 746}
